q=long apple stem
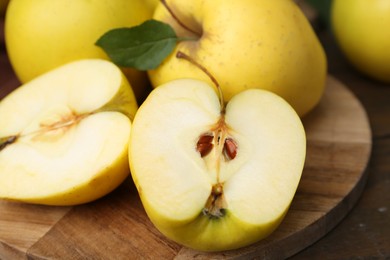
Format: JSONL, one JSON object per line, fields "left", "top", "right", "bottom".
{"left": 176, "top": 51, "right": 225, "bottom": 113}
{"left": 160, "top": 0, "right": 200, "bottom": 37}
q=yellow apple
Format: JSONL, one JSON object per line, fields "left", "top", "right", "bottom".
{"left": 0, "top": 59, "right": 137, "bottom": 205}
{"left": 331, "top": 0, "right": 390, "bottom": 83}
{"left": 5, "top": 0, "right": 154, "bottom": 101}
{"left": 148, "top": 0, "right": 327, "bottom": 117}
{"left": 144, "top": 0, "right": 159, "bottom": 12}
{"left": 129, "top": 79, "right": 306, "bottom": 251}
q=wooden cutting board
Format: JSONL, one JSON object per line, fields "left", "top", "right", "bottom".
{"left": 0, "top": 75, "right": 372, "bottom": 259}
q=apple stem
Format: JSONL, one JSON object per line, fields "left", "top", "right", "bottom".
{"left": 0, "top": 135, "right": 18, "bottom": 152}
{"left": 176, "top": 51, "right": 225, "bottom": 114}
{"left": 160, "top": 0, "right": 200, "bottom": 37}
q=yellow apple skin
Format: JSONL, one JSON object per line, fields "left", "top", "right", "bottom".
{"left": 23, "top": 140, "right": 131, "bottom": 206}
{"left": 0, "top": 59, "right": 137, "bottom": 206}
{"left": 129, "top": 79, "right": 306, "bottom": 251}
{"left": 148, "top": 0, "right": 327, "bottom": 117}
{"left": 144, "top": 0, "right": 159, "bottom": 12}
{"left": 138, "top": 194, "right": 288, "bottom": 252}
{"left": 331, "top": 0, "right": 390, "bottom": 83}
{"left": 5, "top": 0, "right": 153, "bottom": 101}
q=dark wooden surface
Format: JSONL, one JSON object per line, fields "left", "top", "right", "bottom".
{"left": 0, "top": 14, "right": 389, "bottom": 259}
{"left": 290, "top": 30, "right": 390, "bottom": 260}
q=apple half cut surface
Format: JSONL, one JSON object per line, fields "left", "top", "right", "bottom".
{"left": 129, "top": 79, "right": 306, "bottom": 252}
{"left": 0, "top": 59, "right": 137, "bottom": 206}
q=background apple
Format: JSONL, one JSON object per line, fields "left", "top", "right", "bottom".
{"left": 331, "top": 0, "right": 390, "bottom": 83}
{"left": 148, "top": 0, "right": 327, "bottom": 117}
{"left": 0, "top": 59, "right": 137, "bottom": 205}
{"left": 5, "top": 0, "right": 154, "bottom": 102}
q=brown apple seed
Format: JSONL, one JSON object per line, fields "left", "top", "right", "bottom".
{"left": 224, "top": 138, "right": 237, "bottom": 160}
{"left": 197, "top": 134, "right": 214, "bottom": 157}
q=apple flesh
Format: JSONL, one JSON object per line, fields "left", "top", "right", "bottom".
{"left": 129, "top": 79, "right": 306, "bottom": 251}
{"left": 148, "top": 0, "right": 327, "bottom": 117}
{"left": 0, "top": 59, "right": 137, "bottom": 205}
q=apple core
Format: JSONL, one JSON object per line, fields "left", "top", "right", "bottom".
{"left": 196, "top": 115, "right": 238, "bottom": 219}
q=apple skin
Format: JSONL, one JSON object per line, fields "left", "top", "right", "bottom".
{"left": 129, "top": 79, "right": 306, "bottom": 251}
{"left": 331, "top": 0, "right": 390, "bottom": 83}
{"left": 139, "top": 193, "right": 288, "bottom": 251}
{"left": 4, "top": 0, "right": 153, "bottom": 101}
{"left": 0, "top": 59, "right": 137, "bottom": 206}
{"left": 144, "top": 0, "right": 159, "bottom": 12}
{"left": 148, "top": 0, "right": 327, "bottom": 117}
{"left": 25, "top": 144, "right": 130, "bottom": 206}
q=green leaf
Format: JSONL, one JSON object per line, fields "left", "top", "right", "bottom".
{"left": 96, "top": 19, "right": 178, "bottom": 71}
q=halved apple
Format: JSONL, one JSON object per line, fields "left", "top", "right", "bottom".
{"left": 129, "top": 79, "right": 306, "bottom": 251}
{"left": 0, "top": 59, "right": 137, "bottom": 205}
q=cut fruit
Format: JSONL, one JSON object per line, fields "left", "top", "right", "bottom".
{"left": 0, "top": 59, "right": 137, "bottom": 205}
{"left": 129, "top": 79, "right": 306, "bottom": 251}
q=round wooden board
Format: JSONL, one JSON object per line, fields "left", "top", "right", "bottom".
{"left": 0, "top": 75, "right": 372, "bottom": 259}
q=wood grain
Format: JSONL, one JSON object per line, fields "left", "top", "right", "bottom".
{"left": 0, "top": 74, "right": 372, "bottom": 259}
{"left": 0, "top": 201, "right": 70, "bottom": 259}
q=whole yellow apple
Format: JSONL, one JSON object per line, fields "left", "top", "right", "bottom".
{"left": 331, "top": 0, "right": 390, "bottom": 83}
{"left": 5, "top": 0, "right": 154, "bottom": 101}
{"left": 148, "top": 0, "right": 327, "bottom": 117}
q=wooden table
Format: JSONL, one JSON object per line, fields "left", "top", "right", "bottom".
{"left": 1, "top": 16, "right": 389, "bottom": 259}
{"left": 289, "top": 32, "right": 390, "bottom": 259}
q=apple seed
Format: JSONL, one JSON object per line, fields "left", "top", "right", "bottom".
{"left": 197, "top": 134, "right": 214, "bottom": 157}
{"left": 224, "top": 138, "right": 237, "bottom": 160}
